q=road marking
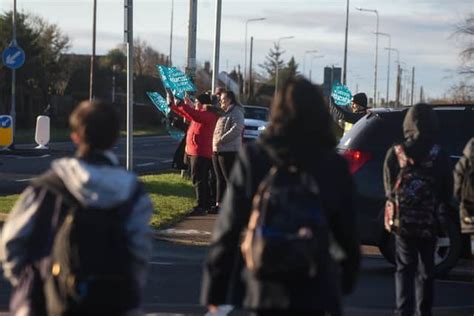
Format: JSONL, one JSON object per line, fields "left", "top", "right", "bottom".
{"left": 137, "top": 162, "right": 155, "bottom": 167}
{"left": 148, "top": 261, "right": 174, "bottom": 266}
{"left": 4, "top": 154, "right": 50, "bottom": 159}
{"left": 156, "top": 228, "right": 212, "bottom": 236}
{"left": 15, "top": 178, "right": 35, "bottom": 182}
{"left": 161, "top": 159, "right": 172, "bottom": 163}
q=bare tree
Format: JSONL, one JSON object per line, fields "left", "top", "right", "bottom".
{"left": 454, "top": 13, "right": 474, "bottom": 76}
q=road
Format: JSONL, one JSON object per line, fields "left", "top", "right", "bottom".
{"left": 0, "top": 135, "right": 179, "bottom": 195}
{"left": 0, "top": 240, "right": 472, "bottom": 315}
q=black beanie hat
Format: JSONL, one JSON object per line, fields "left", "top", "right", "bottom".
{"left": 352, "top": 92, "right": 368, "bottom": 108}
{"left": 196, "top": 93, "right": 212, "bottom": 105}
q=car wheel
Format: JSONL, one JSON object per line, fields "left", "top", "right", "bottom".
{"left": 378, "top": 216, "right": 462, "bottom": 276}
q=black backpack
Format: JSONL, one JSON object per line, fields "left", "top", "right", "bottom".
{"left": 36, "top": 172, "right": 143, "bottom": 316}
{"left": 391, "top": 144, "right": 440, "bottom": 239}
{"left": 241, "top": 162, "right": 329, "bottom": 281}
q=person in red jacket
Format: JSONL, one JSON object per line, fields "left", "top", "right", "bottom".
{"left": 169, "top": 93, "right": 222, "bottom": 215}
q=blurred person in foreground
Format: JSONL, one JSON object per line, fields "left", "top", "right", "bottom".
{"left": 1, "top": 100, "right": 153, "bottom": 316}
{"left": 201, "top": 77, "right": 360, "bottom": 315}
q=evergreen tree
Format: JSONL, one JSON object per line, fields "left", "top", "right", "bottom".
{"left": 259, "top": 42, "right": 286, "bottom": 80}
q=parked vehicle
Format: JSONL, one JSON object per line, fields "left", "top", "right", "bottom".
{"left": 243, "top": 105, "right": 269, "bottom": 141}
{"left": 337, "top": 105, "right": 474, "bottom": 275}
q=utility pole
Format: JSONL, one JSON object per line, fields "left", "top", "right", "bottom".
{"left": 411, "top": 67, "right": 415, "bottom": 105}
{"left": 10, "top": 0, "right": 17, "bottom": 146}
{"left": 395, "top": 64, "right": 401, "bottom": 107}
{"left": 342, "top": 0, "right": 349, "bottom": 85}
{"left": 186, "top": 0, "right": 198, "bottom": 82}
{"left": 124, "top": 0, "right": 134, "bottom": 171}
{"left": 211, "top": 0, "right": 222, "bottom": 92}
{"left": 420, "top": 86, "right": 424, "bottom": 103}
{"left": 248, "top": 36, "right": 254, "bottom": 100}
{"left": 169, "top": 0, "right": 174, "bottom": 66}
{"left": 89, "top": 0, "right": 97, "bottom": 101}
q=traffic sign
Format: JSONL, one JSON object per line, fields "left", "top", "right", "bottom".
{"left": 0, "top": 115, "right": 13, "bottom": 147}
{"left": 331, "top": 83, "right": 352, "bottom": 106}
{"left": 2, "top": 43, "right": 25, "bottom": 69}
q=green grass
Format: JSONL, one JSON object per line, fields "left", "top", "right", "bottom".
{"left": 0, "top": 173, "right": 194, "bottom": 229}
{"left": 14, "top": 125, "right": 167, "bottom": 144}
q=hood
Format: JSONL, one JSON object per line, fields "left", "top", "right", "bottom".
{"left": 402, "top": 103, "right": 439, "bottom": 160}
{"left": 463, "top": 138, "right": 474, "bottom": 159}
{"left": 51, "top": 152, "right": 138, "bottom": 209}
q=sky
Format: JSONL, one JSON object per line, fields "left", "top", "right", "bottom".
{"left": 0, "top": 0, "right": 473, "bottom": 101}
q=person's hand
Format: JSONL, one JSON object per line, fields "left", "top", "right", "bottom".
{"left": 166, "top": 91, "right": 174, "bottom": 107}
{"left": 207, "top": 305, "right": 218, "bottom": 314}
{"left": 384, "top": 200, "right": 394, "bottom": 232}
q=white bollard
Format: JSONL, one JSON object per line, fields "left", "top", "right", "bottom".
{"left": 35, "top": 115, "right": 50, "bottom": 149}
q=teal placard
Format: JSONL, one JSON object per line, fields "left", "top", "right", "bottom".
{"left": 146, "top": 91, "right": 184, "bottom": 141}
{"left": 157, "top": 65, "right": 196, "bottom": 100}
{"left": 331, "top": 83, "right": 352, "bottom": 106}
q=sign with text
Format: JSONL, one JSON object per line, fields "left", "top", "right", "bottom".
{"left": 157, "top": 65, "right": 196, "bottom": 100}
{"left": 331, "top": 83, "right": 352, "bottom": 106}
{"left": 146, "top": 91, "right": 184, "bottom": 141}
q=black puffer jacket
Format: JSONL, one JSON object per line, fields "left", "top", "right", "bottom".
{"left": 201, "top": 140, "right": 360, "bottom": 314}
{"left": 383, "top": 104, "right": 452, "bottom": 205}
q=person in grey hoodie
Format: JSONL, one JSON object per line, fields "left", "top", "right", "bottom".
{"left": 0, "top": 100, "right": 153, "bottom": 316}
{"left": 211, "top": 90, "right": 245, "bottom": 213}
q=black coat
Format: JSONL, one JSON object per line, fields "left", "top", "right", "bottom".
{"left": 201, "top": 142, "right": 360, "bottom": 313}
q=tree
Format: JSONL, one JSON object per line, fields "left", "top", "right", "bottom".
{"left": 259, "top": 42, "right": 286, "bottom": 80}
{"left": 454, "top": 13, "right": 474, "bottom": 76}
{"left": 0, "top": 11, "right": 70, "bottom": 125}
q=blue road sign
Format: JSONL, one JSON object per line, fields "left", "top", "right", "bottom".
{"left": 0, "top": 116, "right": 12, "bottom": 128}
{"left": 2, "top": 44, "right": 26, "bottom": 69}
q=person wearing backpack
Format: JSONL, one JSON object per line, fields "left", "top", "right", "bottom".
{"left": 0, "top": 100, "right": 153, "bottom": 316}
{"left": 383, "top": 103, "right": 453, "bottom": 316}
{"left": 201, "top": 77, "right": 360, "bottom": 316}
{"left": 454, "top": 137, "right": 474, "bottom": 234}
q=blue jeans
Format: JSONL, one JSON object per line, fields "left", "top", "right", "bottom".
{"left": 395, "top": 236, "right": 436, "bottom": 316}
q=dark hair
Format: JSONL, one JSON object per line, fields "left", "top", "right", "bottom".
{"left": 69, "top": 100, "right": 120, "bottom": 156}
{"left": 264, "top": 76, "right": 337, "bottom": 152}
{"left": 222, "top": 90, "right": 238, "bottom": 105}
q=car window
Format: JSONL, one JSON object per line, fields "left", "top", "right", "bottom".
{"left": 244, "top": 107, "right": 269, "bottom": 121}
{"left": 436, "top": 108, "right": 473, "bottom": 156}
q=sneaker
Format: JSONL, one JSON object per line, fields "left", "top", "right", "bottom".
{"left": 189, "top": 206, "right": 207, "bottom": 216}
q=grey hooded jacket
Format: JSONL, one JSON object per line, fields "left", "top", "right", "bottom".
{"left": 212, "top": 103, "right": 245, "bottom": 153}
{"left": 0, "top": 151, "right": 153, "bottom": 290}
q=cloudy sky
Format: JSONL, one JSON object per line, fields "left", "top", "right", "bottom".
{"left": 1, "top": 0, "right": 472, "bottom": 101}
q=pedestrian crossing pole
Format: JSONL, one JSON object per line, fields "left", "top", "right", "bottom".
{"left": 124, "top": 0, "right": 134, "bottom": 171}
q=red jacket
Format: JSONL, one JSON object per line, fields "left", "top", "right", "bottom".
{"left": 170, "top": 104, "right": 219, "bottom": 158}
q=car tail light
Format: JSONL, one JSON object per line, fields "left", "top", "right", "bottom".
{"left": 342, "top": 149, "right": 372, "bottom": 174}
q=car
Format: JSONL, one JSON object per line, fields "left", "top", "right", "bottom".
{"left": 243, "top": 105, "right": 269, "bottom": 141}
{"left": 337, "top": 104, "right": 474, "bottom": 276}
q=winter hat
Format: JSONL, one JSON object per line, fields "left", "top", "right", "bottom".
{"left": 196, "top": 93, "right": 212, "bottom": 105}
{"left": 352, "top": 92, "right": 368, "bottom": 108}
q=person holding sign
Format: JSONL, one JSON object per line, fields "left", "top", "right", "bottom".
{"left": 168, "top": 92, "right": 223, "bottom": 215}
{"left": 328, "top": 92, "right": 368, "bottom": 134}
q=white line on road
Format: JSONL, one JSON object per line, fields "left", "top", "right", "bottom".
{"left": 148, "top": 261, "right": 174, "bottom": 266}
{"left": 137, "top": 163, "right": 155, "bottom": 167}
{"left": 161, "top": 159, "right": 172, "bottom": 163}
{"left": 4, "top": 154, "right": 50, "bottom": 159}
{"left": 15, "top": 178, "right": 35, "bottom": 182}
{"left": 156, "top": 229, "right": 212, "bottom": 236}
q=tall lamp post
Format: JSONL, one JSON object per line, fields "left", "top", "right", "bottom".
{"left": 343, "top": 0, "right": 350, "bottom": 85}
{"left": 356, "top": 7, "right": 379, "bottom": 107}
{"left": 169, "top": 0, "right": 174, "bottom": 66}
{"left": 89, "top": 0, "right": 97, "bottom": 101}
{"left": 303, "top": 49, "right": 318, "bottom": 78}
{"left": 385, "top": 47, "right": 400, "bottom": 107}
{"left": 274, "top": 36, "right": 294, "bottom": 97}
{"left": 244, "top": 18, "right": 265, "bottom": 96}
{"left": 375, "top": 32, "right": 390, "bottom": 106}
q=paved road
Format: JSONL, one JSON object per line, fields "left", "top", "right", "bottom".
{"left": 0, "top": 240, "right": 472, "bottom": 315}
{"left": 0, "top": 135, "right": 179, "bottom": 195}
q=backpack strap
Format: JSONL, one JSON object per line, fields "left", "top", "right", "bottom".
{"left": 394, "top": 145, "right": 413, "bottom": 169}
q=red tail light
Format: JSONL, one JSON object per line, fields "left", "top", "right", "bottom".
{"left": 342, "top": 149, "right": 372, "bottom": 174}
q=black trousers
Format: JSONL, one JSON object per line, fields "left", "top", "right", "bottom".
{"left": 189, "top": 156, "right": 212, "bottom": 209}
{"left": 212, "top": 151, "right": 237, "bottom": 205}
{"left": 395, "top": 235, "right": 436, "bottom": 316}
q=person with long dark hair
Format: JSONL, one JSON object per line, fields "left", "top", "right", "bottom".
{"left": 211, "top": 90, "right": 245, "bottom": 213}
{"left": 201, "top": 77, "right": 360, "bottom": 315}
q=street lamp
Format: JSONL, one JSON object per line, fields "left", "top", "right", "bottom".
{"left": 356, "top": 7, "right": 379, "bottom": 107}
{"left": 309, "top": 55, "right": 325, "bottom": 83}
{"left": 375, "top": 32, "right": 390, "bottom": 106}
{"left": 343, "top": 0, "right": 350, "bottom": 85}
{"left": 274, "top": 36, "right": 294, "bottom": 97}
{"left": 386, "top": 47, "right": 400, "bottom": 107}
{"left": 169, "top": 0, "right": 174, "bottom": 66}
{"left": 303, "top": 49, "right": 318, "bottom": 78}
{"left": 244, "top": 18, "right": 266, "bottom": 95}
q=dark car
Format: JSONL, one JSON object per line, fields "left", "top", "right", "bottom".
{"left": 337, "top": 105, "right": 474, "bottom": 275}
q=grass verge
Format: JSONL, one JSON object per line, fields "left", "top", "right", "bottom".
{"left": 0, "top": 173, "right": 194, "bottom": 229}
